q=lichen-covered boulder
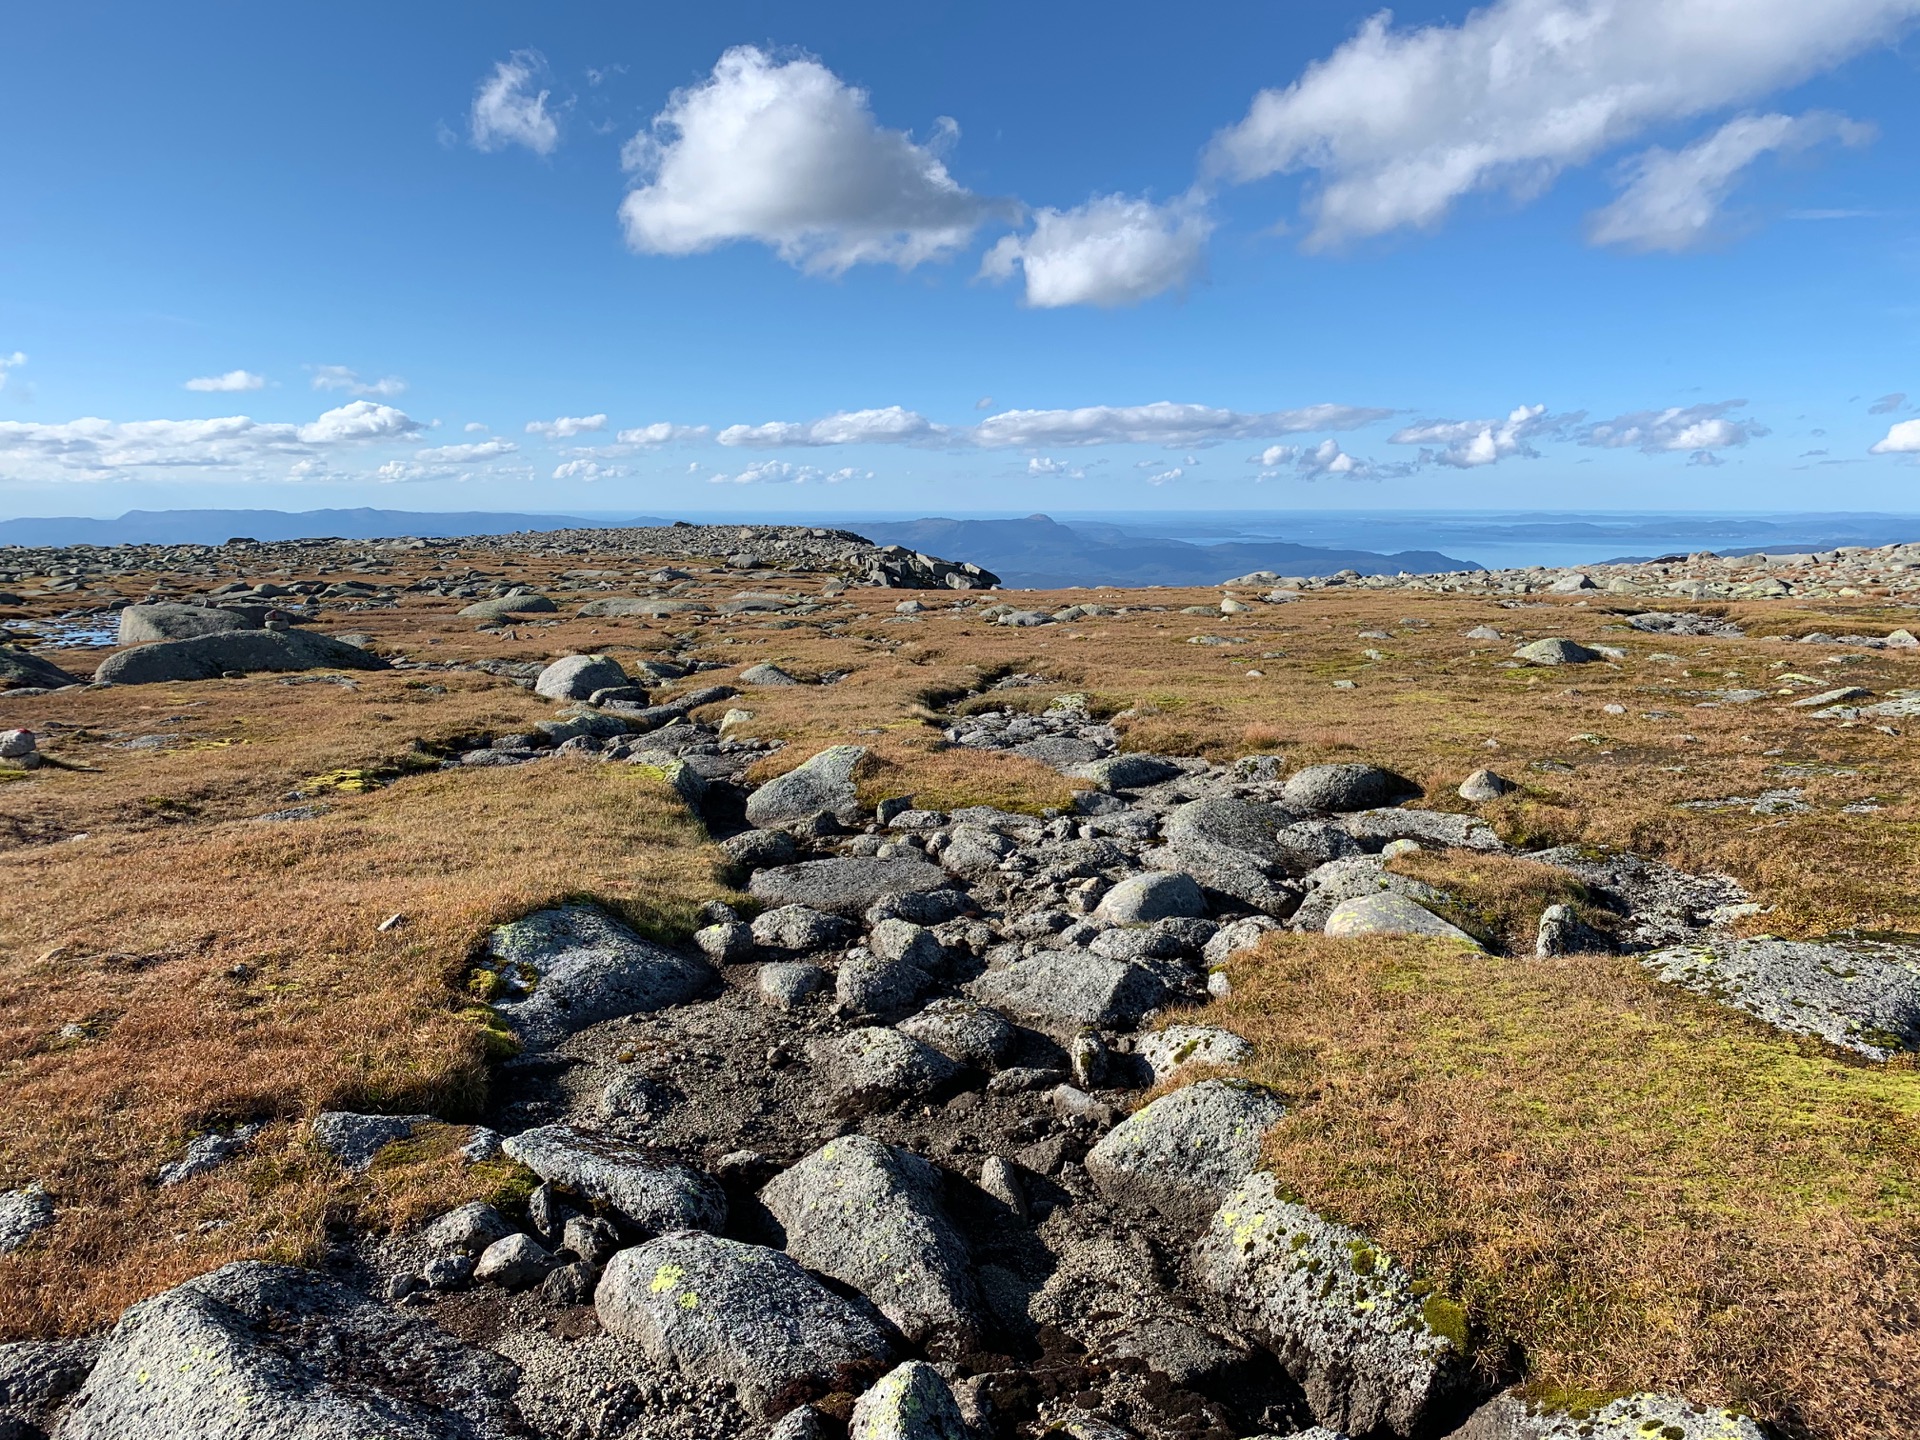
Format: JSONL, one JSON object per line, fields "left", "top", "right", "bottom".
{"left": 94, "top": 629, "right": 388, "bottom": 685}
{"left": 847, "top": 1361, "right": 970, "bottom": 1440}
{"left": 480, "top": 905, "right": 714, "bottom": 1047}
{"left": 745, "top": 744, "right": 869, "bottom": 829}
{"left": 595, "top": 1232, "right": 892, "bottom": 1418}
{"left": 1449, "top": 1391, "right": 1766, "bottom": 1440}
{"left": 1134, "top": 1025, "right": 1253, "bottom": 1085}
{"left": 534, "top": 653, "right": 630, "bottom": 701}
{"left": 1641, "top": 935, "right": 1920, "bottom": 1058}
{"left": 1195, "top": 1172, "right": 1466, "bottom": 1436}
{"left": 1086, "top": 1080, "right": 1285, "bottom": 1226}
{"left": 1281, "top": 764, "right": 1422, "bottom": 815}
{"left": 813, "top": 1027, "right": 961, "bottom": 1112}
{"left": 967, "top": 953, "right": 1169, "bottom": 1032}
{"left": 501, "top": 1126, "right": 726, "bottom": 1235}
{"left": 896, "top": 999, "right": 1017, "bottom": 1070}
{"left": 49, "top": 1262, "right": 524, "bottom": 1439}
{"left": 760, "top": 1137, "right": 981, "bottom": 1354}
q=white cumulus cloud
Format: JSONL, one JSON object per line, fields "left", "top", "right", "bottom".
{"left": 1207, "top": 0, "right": 1920, "bottom": 247}
{"left": 471, "top": 51, "right": 560, "bottom": 156}
{"left": 616, "top": 422, "right": 711, "bottom": 446}
{"left": 1589, "top": 112, "right": 1874, "bottom": 252}
{"left": 706, "top": 459, "right": 864, "bottom": 485}
{"left": 526, "top": 413, "right": 608, "bottom": 439}
{"left": 1027, "top": 457, "right": 1084, "bottom": 478}
{"left": 311, "top": 365, "right": 406, "bottom": 398}
{"left": 972, "top": 401, "right": 1390, "bottom": 449}
{"left": 553, "top": 459, "right": 624, "bottom": 481}
{"left": 619, "top": 46, "right": 1007, "bottom": 274}
{"left": 296, "top": 401, "right": 425, "bottom": 444}
{"left": 981, "top": 194, "right": 1211, "bottom": 308}
{"left": 1253, "top": 439, "right": 1393, "bottom": 481}
{"left": 415, "top": 438, "right": 518, "bottom": 462}
{"left": 1871, "top": 419, "right": 1920, "bottom": 454}
{"left": 185, "top": 369, "right": 266, "bottom": 393}
{"left": 717, "top": 406, "right": 948, "bottom": 448}
{"left": 1578, "top": 400, "right": 1765, "bottom": 457}
{"left": 1389, "top": 404, "right": 1559, "bottom": 467}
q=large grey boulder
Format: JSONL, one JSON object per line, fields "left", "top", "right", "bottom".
{"left": 739, "top": 662, "right": 802, "bottom": 686}
{"left": 94, "top": 629, "right": 389, "bottom": 685}
{"left": 814, "top": 1027, "right": 961, "bottom": 1111}
{"left": 500, "top": 1125, "right": 726, "bottom": 1234}
{"left": 1449, "top": 1391, "right": 1766, "bottom": 1440}
{"left": 1086, "top": 1080, "right": 1286, "bottom": 1226}
{"left": 1281, "top": 764, "right": 1422, "bottom": 814}
{"left": 0, "top": 648, "right": 82, "bottom": 689}
{"left": 847, "top": 1361, "right": 970, "bottom": 1440}
{"left": 968, "top": 953, "right": 1169, "bottom": 1031}
{"left": 749, "top": 858, "right": 951, "bottom": 918}
{"left": 1164, "top": 797, "right": 1299, "bottom": 866}
{"left": 0, "top": 1337, "right": 99, "bottom": 1435}
{"left": 1641, "top": 936, "right": 1920, "bottom": 1058}
{"left": 752, "top": 904, "right": 856, "bottom": 952}
{"left": 1143, "top": 842, "right": 1298, "bottom": 916}
{"left": 1325, "top": 893, "right": 1482, "bottom": 947}
{"left": 117, "top": 603, "right": 255, "bottom": 645}
{"left": 534, "top": 654, "right": 630, "bottom": 701}
{"left": 49, "top": 1262, "right": 524, "bottom": 1439}
{"left": 1511, "top": 637, "right": 1604, "bottom": 665}
{"left": 1072, "top": 754, "right": 1183, "bottom": 791}
{"left": 761, "top": 1137, "right": 981, "bottom": 1353}
{"left": 458, "top": 591, "right": 556, "bottom": 619}
{"left": 1196, "top": 1172, "right": 1466, "bottom": 1436}
{"left": 1094, "top": 872, "right": 1207, "bottom": 924}
{"left": 479, "top": 905, "right": 714, "bottom": 1047}
{"left": 745, "top": 744, "right": 869, "bottom": 829}
{"left": 595, "top": 1232, "right": 892, "bottom": 1418}
{"left": 0, "top": 1186, "right": 53, "bottom": 1256}
{"left": 896, "top": 999, "right": 1017, "bottom": 1069}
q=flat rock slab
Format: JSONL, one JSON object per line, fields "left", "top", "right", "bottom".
{"left": 310, "top": 1112, "right": 435, "bottom": 1171}
{"left": 1641, "top": 936, "right": 1920, "bottom": 1058}
{"left": 50, "top": 1261, "right": 525, "bottom": 1440}
{"left": 1324, "top": 892, "right": 1482, "bottom": 947}
{"left": 1196, "top": 1172, "right": 1464, "bottom": 1437}
{"left": 749, "top": 858, "right": 951, "bottom": 918}
{"left": 1163, "top": 797, "right": 1301, "bottom": 867}
{"left": 761, "top": 1137, "right": 981, "bottom": 1354}
{"left": 1338, "top": 808, "right": 1505, "bottom": 853}
{"left": 968, "top": 952, "right": 1170, "bottom": 1032}
{"left": 1086, "top": 1079, "right": 1285, "bottom": 1226}
{"left": 501, "top": 1125, "right": 726, "bottom": 1235}
{"left": 95, "top": 630, "right": 388, "bottom": 685}
{"left": 595, "top": 1232, "right": 892, "bottom": 1419}
{"left": 482, "top": 905, "right": 714, "bottom": 1047}
{"left": 1452, "top": 1391, "right": 1767, "bottom": 1440}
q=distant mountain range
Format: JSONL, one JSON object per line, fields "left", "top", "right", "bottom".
{"left": 0, "top": 506, "right": 1475, "bottom": 586}
{"left": 852, "top": 514, "right": 1477, "bottom": 587}
{"left": 0, "top": 508, "right": 668, "bottom": 547}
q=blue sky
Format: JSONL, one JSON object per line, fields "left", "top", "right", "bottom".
{"left": 3, "top": 0, "right": 1919, "bottom": 518}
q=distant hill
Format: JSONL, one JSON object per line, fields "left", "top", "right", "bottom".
{"left": 0, "top": 508, "right": 668, "bottom": 547}
{"left": 851, "top": 513, "right": 1477, "bottom": 587}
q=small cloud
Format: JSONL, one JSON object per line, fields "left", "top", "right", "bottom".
{"left": 718, "top": 406, "right": 947, "bottom": 448}
{"left": 707, "top": 459, "right": 864, "bottom": 485}
{"left": 185, "top": 369, "right": 266, "bottom": 393}
{"left": 526, "top": 413, "right": 609, "bottom": 439}
{"left": 1027, "top": 456, "right": 1084, "bottom": 478}
{"left": 975, "top": 396, "right": 994, "bottom": 411}
{"left": 1869, "top": 392, "right": 1907, "bottom": 415}
{"left": 1145, "top": 466, "right": 1185, "bottom": 485}
{"left": 311, "top": 365, "right": 406, "bottom": 397}
{"left": 471, "top": 51, "right": 560, "bottom": 156}
{"left": 553, "top": 458, "right": 624, "bottom": 481}
{"left": 0, "top": 351, "right": 27, "bottom": 391}
{"left": 1871, "top": 419, "right": 1920, "bottom": 455}
{"left": 615, "top": 422, "right": 709, "bottom": 446}
{"left": 981, "top": 192, "right": 1212, "bottom": 309}
{"left": 416, "top": 439, "right": 517, "bottom": 462}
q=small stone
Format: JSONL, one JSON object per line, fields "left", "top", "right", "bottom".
{"left": 760, "top": 961, "right": 829, "bottom": 1010}
{"left": 538, "top": 1260, "right": 597, "bottom": 1306}
{"left": 422, "top": 1254, "right": 474, "bottom": 1290}
{"left": 1457, "top": 768, "right": 1516, "bottom": 803}
{"left": 979, "top": 1156, "right": 1027, "bottom": 1219}
{"left": 562, "top": 1215, "right": 623, "bottom": 1267}
{"left": 422, "top": 1201, "right": 514, "bottom": 1255}
{"left": 473, "top": 1233, "right": 556, "bottom": 1289}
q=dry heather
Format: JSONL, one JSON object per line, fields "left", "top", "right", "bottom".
{"left": 6, "top": 544, "right": 1920, "bottom": 1438}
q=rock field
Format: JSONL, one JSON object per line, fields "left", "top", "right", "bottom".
{"left": 4, "top": 526, "right": 1918, "bottom": 1440}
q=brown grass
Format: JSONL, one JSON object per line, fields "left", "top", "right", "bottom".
{"left": 0, "top": 703, "right": 733, "bottom": 1336}
{"left": 1211, "top": 932, "right": 1920, "bottom": 1439}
